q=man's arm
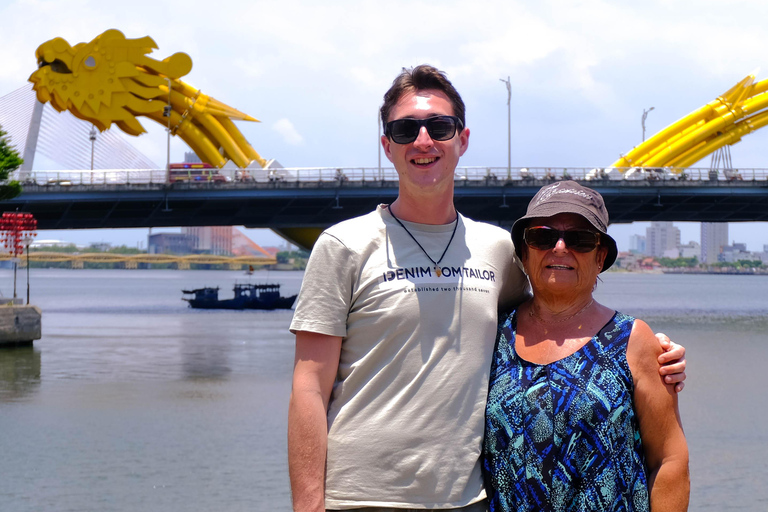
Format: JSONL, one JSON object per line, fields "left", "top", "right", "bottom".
{"left": 288, "top": 331, "right": 342, "bottom": 512}
{"left": 655, "top": 334, "right": 686, "bottom": 392}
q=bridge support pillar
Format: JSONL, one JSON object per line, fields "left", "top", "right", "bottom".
{"left": 175, "top": 261, "right": 190, "bottom": 270}
{"left": 71, "top": 260, "right": 83, "bottom": 269}
{"left": 122, "top": 261, "right": 138, "bottom": 269}
{"left": 19, "top": 99, "right": 44, "bottom": 181}
{"left": 228, "top": 263, "right": 243, "bottom": 271}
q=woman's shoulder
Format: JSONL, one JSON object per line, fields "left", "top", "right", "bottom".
{"left": 626, "top": 317, "right": 664, "bottom": 371}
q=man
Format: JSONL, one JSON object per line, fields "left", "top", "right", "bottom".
{"left": 288, "top": 65, "right": 686, "bottom": 512}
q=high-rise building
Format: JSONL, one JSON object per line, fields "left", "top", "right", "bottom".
{"left": 629, "top": 234, "right": 646, "bottom": 254}
{"left": 701, "top": 222, "right": 728, "bottom": 264}
{"left": 184, "top": 151, "right": 202, "bottom": 163}
{"left": 148, "top": 233, "right": 197, "bottom": 255}
{"left": 182, "top": 227, "right": 233, "bottom": 256}
{"left": 645, "top": 222, "right": 680, "bottom": 257}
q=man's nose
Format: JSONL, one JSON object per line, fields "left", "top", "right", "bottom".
{"left": 413, "top": 126, "right": 434, "bottom": 149}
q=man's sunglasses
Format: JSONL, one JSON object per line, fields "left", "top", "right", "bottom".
{"left": 385, "top": 115, "right": 463, "bottom": 144}
{"left": 524, "top": 227, "right": 601, "bottom": 253}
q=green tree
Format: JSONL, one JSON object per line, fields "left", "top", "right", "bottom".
{"left": 658, "top": 256, "right": 698, "bottom": 268}
{"left": 0, "top": 127, "right": 23, "bottom": 201}
{"left": 276, "top": 250, "right": 290, "bottom": 264}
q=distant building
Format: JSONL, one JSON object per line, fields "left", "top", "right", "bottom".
{"left": 701, "top": 222, "right": 728, "bottom": 264}
{"left": 89, "top": 242, "right": 112, "bottom": 252}
{"left": 182, "top": 227, "right": 233, "bottom": 255}
{"left": 662, "top": 248, "right": 681, "bottom": 259}
{"left": 639, "top": 257, "right": 661, "bottom": 270}
{"left": 646, "top": 222, "right": 680, "bottom": 258}
{"left": 148, "top": 233, "right": 197, "bottom": 255}
{"left": 31, "top": 239, "right": 73, "bottom": 248}
{"left": 719, "top": 243, "right": 758, "bottom": 263}
{"left": 616, "top": 251, "right": 642, "bottom": 270}
{"left": 678, "top": 241, "right": 701, "bottom": 260}
{"left": 629, "top": 234, "right": 646, "bottom": 255}
{"left": 184, "top": 151, "right": 202, "bottom": 163}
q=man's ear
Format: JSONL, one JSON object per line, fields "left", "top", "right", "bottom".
{"left": 381, "top": 135, "right": 394, "bottom": 163}
{"left": 458, "top": 127, "right": 470, "bottom": 157}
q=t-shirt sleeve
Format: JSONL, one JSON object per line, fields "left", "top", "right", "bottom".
{"left": 498, "top": 245, "right": 531, "bottom": 314}
{"left": 289, "top": 232, "right": 355, "bottom": 337}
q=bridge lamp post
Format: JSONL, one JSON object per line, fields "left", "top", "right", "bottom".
{"left": 500, "top": 76, "right": 511, "bottom": 179}
{"left": 164, "top": 77, "right": 172, "bottom": 185}
{"left": 89, "top": 126, "right": 97, "bottom": 172}
{"left": 642, "top": 106, "right": 655, "bottom": 142}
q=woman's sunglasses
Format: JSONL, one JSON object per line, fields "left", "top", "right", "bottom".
{"left": 524, "top": 227, "right": 601, "bottom": 253}
{"left": 385, "top": 115, "right": 463, "bottom": 144}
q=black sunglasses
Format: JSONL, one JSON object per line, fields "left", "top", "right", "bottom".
{"left": 385, "top": 115, "right": 463, "bottom": 144}
{"left": 524, "top": 227, "right": 601, "bottom": 253}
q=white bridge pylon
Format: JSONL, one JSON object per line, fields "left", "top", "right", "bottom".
{"left": 0, "top": 84, "right": 158, "bottom": 176}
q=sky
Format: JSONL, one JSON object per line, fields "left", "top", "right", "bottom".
{"left": 1, "top": 0, "right": 767, "bottom": 251}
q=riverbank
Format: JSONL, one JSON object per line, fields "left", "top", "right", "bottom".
{"left": 660, "top": 268, "right": 768, "bottom": 275}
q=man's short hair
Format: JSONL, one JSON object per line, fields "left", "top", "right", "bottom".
{"left": 380, "top": 65, "right": 466, "bottom": 134}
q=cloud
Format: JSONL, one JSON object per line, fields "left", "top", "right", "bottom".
{"left": 272, "top": 119, "right": 304, "bottom": 146}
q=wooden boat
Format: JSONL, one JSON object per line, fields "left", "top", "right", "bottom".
{"left": 182, "top": 283, "right": 296, "bottom": 310}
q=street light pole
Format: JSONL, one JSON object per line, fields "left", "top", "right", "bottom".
{"left": 500, "top": 76, "right": 511, "bottom": 179}
{"left": 164, "top": 77, "right": 173, "bottom": 185}
{"left": 89, "top": 126, "right": 97, "bottom": 171}
{"left": 378, "top": 109, "right": 382, "bottom": 179}
{"left": 642, "top": 106, "right": 655, "bottom": 142}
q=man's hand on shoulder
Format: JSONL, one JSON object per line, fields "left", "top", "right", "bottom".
{"left": 656, "top": 333, "right": 686, "bottom": 392}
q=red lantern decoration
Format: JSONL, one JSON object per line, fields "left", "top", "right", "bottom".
{"left": 0, "top": 211, "right": 37, "bottom": 257}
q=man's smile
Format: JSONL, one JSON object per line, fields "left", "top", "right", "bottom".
{"left": 412, "top": 156, "right": 438, "bottom": 166}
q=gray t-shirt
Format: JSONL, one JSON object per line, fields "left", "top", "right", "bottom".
{"left": 290, "top": 205, "right": 529, "bottom": 509}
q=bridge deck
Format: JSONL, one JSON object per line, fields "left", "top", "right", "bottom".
{"left": 6, "top": 169, "right": 768, "bottom": 230}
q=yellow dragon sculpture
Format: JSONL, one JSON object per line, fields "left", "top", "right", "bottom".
{"left": 28, "top": 29, "right": 266, "bottom": 169}
{"left": 610, "top": 72, "right": 768, "bottom": 172}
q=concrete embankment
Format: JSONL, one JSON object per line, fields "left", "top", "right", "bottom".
{"left": 0, "top": 305, "right": 42, "bottom": 347}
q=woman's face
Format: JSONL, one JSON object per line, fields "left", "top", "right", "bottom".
{"left": 522, "top": 213, "right": 608, "bottom": 298}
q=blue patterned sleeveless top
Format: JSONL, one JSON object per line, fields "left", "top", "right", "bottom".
{"left": 483, "top": 311, "right": 649, "bottom": 512}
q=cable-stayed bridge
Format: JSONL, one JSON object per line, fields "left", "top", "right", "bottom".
{"left": 2, "top": 85, "right": 767, "bottom": 249}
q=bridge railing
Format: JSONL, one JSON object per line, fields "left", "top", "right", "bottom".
{"left": 12, "top": 166, "right": 768, "bottom": 186}
{"left": 16, "top": 169, "right": 168, "bottom": 186}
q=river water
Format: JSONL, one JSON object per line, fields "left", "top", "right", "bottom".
{"left": 0, "top": 269, "right": 766, "bottom": 511}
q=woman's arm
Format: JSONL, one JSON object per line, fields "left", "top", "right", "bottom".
{"left": 628, "top": 320, "right": 690, "bottom": 512}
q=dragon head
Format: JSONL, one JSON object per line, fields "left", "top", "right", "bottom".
{"left": 29, "top": 29, "right": 192, "bottom": 135}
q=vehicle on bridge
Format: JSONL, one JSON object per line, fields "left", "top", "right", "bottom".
{"left": 169, "top": 163, "right": 230, "bottom": 183}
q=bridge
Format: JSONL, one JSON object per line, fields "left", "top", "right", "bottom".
{"left": 5, "top": 166, "right": 768, "bottom": 248}
{"left": 0, "top": 251, "right": 276, "bottom": 269}
{"left": 3, "top": 57, "right": 768, "bottom": 249}
{"left": 2, "top": 35, "right": 767, "bottom": 249}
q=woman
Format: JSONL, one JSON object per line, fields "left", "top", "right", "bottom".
{"left": 484, "top": 181, "right": 689, "bottom": 511}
